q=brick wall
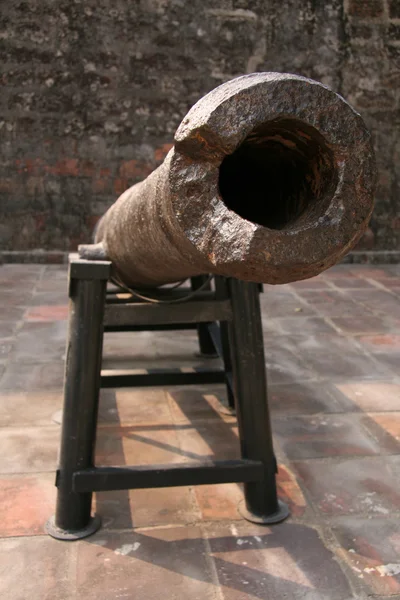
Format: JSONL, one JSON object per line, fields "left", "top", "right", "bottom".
{"left": 1, "top": 0, "right": 399, "bottom": 261}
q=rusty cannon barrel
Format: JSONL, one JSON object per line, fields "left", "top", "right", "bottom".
{"left": 89, "top": 72, "right": 376, "bottom": 287}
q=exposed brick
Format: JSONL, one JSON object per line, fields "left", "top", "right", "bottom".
{"left": 349, "top": 23, "right": 375, "bottom": 39}
{"left": 113, "top": 177, "right": 128, "bottom": 196}
{"left": 0, "top": 0, "right": 399, "bottom": 257}
{"left": 389, "top": 0, "right": 400, "bottom": 18}
{"left": 79, "top": 160, "right": 96, "bottom": 177}
{"left": 347, "top": 0, "right": 384, "bottom": 18}
{"left": 119, "top": 159, "right": 151, "bottom": 179}
{"left": 45, "top": 158, "right": 80, "bottom": 177}
{"left": 154, "top": 143, "right": 173, "bottom": 162}
{"left": 92, "top": 178, "right": 111, "bottom": 194}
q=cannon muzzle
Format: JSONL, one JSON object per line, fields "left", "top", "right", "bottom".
{"left": 92, "top": 73, "right": 376, "bottom": 287}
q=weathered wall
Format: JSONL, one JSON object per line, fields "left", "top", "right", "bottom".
{"left": 1, "top": 0, "right": 399, "bottom": 261}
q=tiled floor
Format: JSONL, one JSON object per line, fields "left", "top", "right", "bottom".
{"left": 1, "top": 263, "right": 400, "bottom": 599}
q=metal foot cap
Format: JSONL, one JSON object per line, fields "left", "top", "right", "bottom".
{"left": 45, "top": 514, "right": 102, "bottom": 541}
{"left": 238, "top": 499, "right": 290, "bottom": 525}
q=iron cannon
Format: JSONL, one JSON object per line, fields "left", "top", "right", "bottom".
{"left": 84, "top": 72, "right": 376, "bottom": 287}
{"left": 48, "top": 73, "right": 377, "bottom": 541}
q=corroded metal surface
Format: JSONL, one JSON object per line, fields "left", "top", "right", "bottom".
{"left": 94, "top": 72, "right": 376, "bottom": 287}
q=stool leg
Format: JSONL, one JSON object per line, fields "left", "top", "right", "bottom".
{"left": 191, "top": 276, "right": 218, "bottom": 357}
{"left": 219, "top": 321, "right": 235, "bottom": 409}
{"left": 227, "top": 278, "right": 289, "bottom": 524}
{"left": 46, "top": 269, "right": 108, "bottom": 540}
{"left": 214, "top": 277, "right": 235, "bottom": 410}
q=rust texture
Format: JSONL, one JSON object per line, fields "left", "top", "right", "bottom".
{"left": 94, "top": 73, "right": 376, "bottom": 287}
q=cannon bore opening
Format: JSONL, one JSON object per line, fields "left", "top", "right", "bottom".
{"left": 218, "top": 118, "right": 337, "bottom": 230}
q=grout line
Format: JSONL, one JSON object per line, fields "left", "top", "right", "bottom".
{"left": 202, "top": 530, "right": 225, "bottom": 600}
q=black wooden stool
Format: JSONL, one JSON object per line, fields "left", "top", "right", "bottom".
{"left": 46, "top": 255, "right": 289, "bottom": 540}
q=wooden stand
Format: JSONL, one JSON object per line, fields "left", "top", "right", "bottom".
{"left": 46, "top": 255, "right": 289, "bottom": 540}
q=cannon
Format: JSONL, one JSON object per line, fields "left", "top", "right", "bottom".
{"left": 86, "top": 72, "right": 376, "bottom": 287}
{"left": 47, "top": 73, "right": 376, "bottom": 541}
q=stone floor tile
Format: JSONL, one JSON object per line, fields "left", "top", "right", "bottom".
{"left": 279, "top": 333, "right": 390, "bottom": 380}
{"left": 332, "top": 517, "right": 400, "bottom": 596}
{"left": 288, "top": 276, "right": 330, "bottom": 290}
{"left": 0, "top": 285, "right": 34, "bottom": 303}
{"left": 98, "top": 388, "right": 172, "bottom": 426}
{"left": 323, "top": 266, "right": 360, "bottom": 278}
{"left": 194, "top": 483, "right": 243, "bottom": 520}
{"left": 352, "top": 266, "right": 400, "bottom": 280}
{"left": 0, "top": 264, "right": 44, "bottom": 279}
{"left": 356, "top": 341, "right": 400, "bottom": 375}
{"left": 263, "top": 339, "right": 316, "bottom": 384}
{"left": 1, "top": 262, "right": 400, "bottom": 600}
{"left": 205, "top": 521, "right": 352, "bottom": 600}
{"left": 269, "top": 316, "right": 336, "bottom": 335}
{"left": 0, "top": 266, "right": 39, "bottom": 284}
{"left": 330, "top": 315, "right": 400, "bottom": 334}
{"left": 350, "top": 290, "right": 400, "bottom": 318}
{"left": 0, "top": 301, "right": 29, "bottom": 322}
{"left": 96, "top": 424, "right": 185, "bottom": 466}
{"left": 36, "top": 270, "right": 69, "bottom": 293}
{"left": 166, "top": 387, "right": 236, "bottom": 424}
{"left": 102, "top": 329, "right": 220, "bottom": 371}
{"left": 0, "top": 473, "right": 55, "bottom": 536}
{"left": 368, "top": 596, "right": 400, "bottom": 600}
{"left": 377, "top": 279, "right": 400, "bottom": 291}
{"left": 93, "top": 489, "right": 135, "bottom": 530}
{"left": 364, "top": 412, "right": 400, "bottom": 443}
{"left": 273, "top": 413, "right": 394, "bottom": 459}
{"left": 76, "top": 527, "right": 216, "bottom": 600}
{"left": 355, "top": 334, "right": 400, "bottom": 375}
{"left": 329, "top": 278, "right": 377, "bottom": 289}
{"left": 0, "top": 536, "right": 76, "bottom": 600}
{"left": 24, "top": 304, "right": 69, "bottom": 322}
{"left": 102, "top": 331, "right": 157, "bottom": 363}
{"left": 102, "top": 357, "right": 222, "bottom": 374}
{"left": 9, "top": 321, "right": 67, "bottom": 363}
{"left": 0, "top": 426, "right": 59, "bottom": 473}
{"left": 268, "top": 382, "right": 351, "bottom": 416}
{"left": 94, "top": 485, "right": 200, "bottom": 529}
{"left": 0, "top": 390, "right": 63, "bottom": 426}
{"left": 260, "top": 316, "right": 283, "bottom": 334}
{"left": 29, "top": 291, "right": 68, "bottom": 306}
{"left": 0, "top": 286, "right": 36, "bottom": 304}
{"left": 260, "top": 289, "right": 315, "bottom": 317}
{"left": 356, "top": 333, "right": 400, "bottom": 352}
{"left": 276, "top": 464, "right": 308, "bottom": 517}
{"left": 175, "top": 421, "right": 240, "bottom": 461}
{"left": 103, "top": 329, "right": 197, "bottom": 360}
{"left": 360, "top": 413, "right": 400, "bottom": 452}
{"left": 295, "top": 456, "right": 400, "bottom": 515}
{"left": 0, "top": 361, "right": 65, "bottom": 391}
{"left": 373, "top": 352, "right": 400, "bottom": 374}
{"left": 295, "top": 290, "right": 370, "bottom": 317}
{"left": 0, "top": 320, "right": 18, "bottom": 338}
{"left": 0, "top": 337, "right": 13, "bottom": 361}
{"left": 334, "top": 381, "right": 400, "bottom": 412}
{"left": 130, "top": 486, "right": 200, "bottom": 527}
